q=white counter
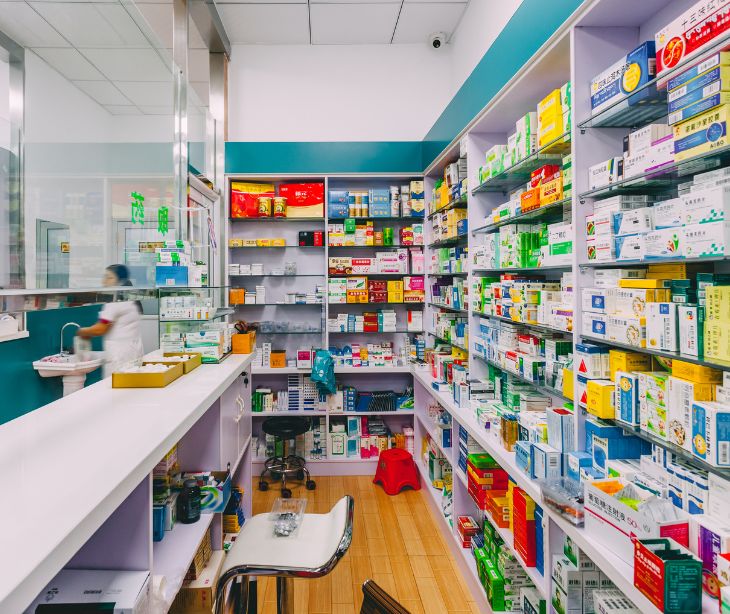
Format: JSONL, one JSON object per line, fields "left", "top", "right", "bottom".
{"left": 0, "top": 353, "right": 253, "bottom": 613}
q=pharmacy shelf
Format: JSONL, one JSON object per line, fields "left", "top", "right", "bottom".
{"left": 229, "top": 245, "right": 325, "bottom": 249}
{"left": 251, "top": 410, "right": 414, "bottom": 417}
{"left": 472, "top": 133, "right": 571, "bottom": 194}
{"left": 330, "top": 273, "right": 423, "bottom": 278}
{"left": 604, "top": 418, "right": 730, "bottom": 478}
{"left": 580, "top": 333, "right": 730, "bottom": 371}
{"left": 454, "top": 468, "right": 467, "bottom": 488}
{"left": 255, "top": 330, "right": 324, "bottom": 335}
{"left": 160, "top": 308, "right": 234, "bottom": 323}
{"left": 472, "top": 264, "right": 571, "bottom": 273}
{"left": 429, "top": 271, "right": 468, "bottom": 277}
{"left": 428, "top": 331, "right": 468, "bottom": 352}
{"left": 231, "top": 302, "right": 323, "bottom": 307}
{"left": 472, "top": 311, "right": 573, "bottom": 337}
{"left": 481, "top": 510, "right": 548, "bottom": 597}
{"left": 579, "top": 255, "right": 729, "bottom": 268}
{"left": 328, "top": 301, "right": 424, "bottom": 307}
{"left": 328, "top": 329, "right": 423, "bottom": 334}
{"left": 327, "top": 244, "right": 422, "bottom": 250}
{"left": 427, "top": 194, "right": 468, "bottom": 220}
{"left": 428, "top": 234, "right": 468, "bottom": 249}
{"left": 153, "top": 513, "right": 216, "bottom": 607}
{"left": 230, "top": 217, "right": 325, "bottom": 222}
{"left": 428, "top": 302, "right": 468, "bottom": 314}
{"left": 416, "top": 458, "right": 449, "bottom": 516}
{"left": 252, "top": 365, "right": 414, "bottom": 375}
{"left": 229, "top": 274, "right": 325, "bottom": 278}
{"left": 471, "top": 198, "right": 570, "bottom": 235}
{"left": 577, "top": 78, "right": 666, "bottom": 130}
{"left": 472, "top": 354, "right": 570, "bottom": 404}
{"left": 248, "top": 410, "right": 328, "bottom": 416}
{"left": 416, "top": 412, "right": 452, "bottom": 459}
{"left": 335, "top": 215, "right": 424, "bottom": 222}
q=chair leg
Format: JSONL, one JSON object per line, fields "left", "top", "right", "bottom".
{"left": 214, "top": 575, "right": 251, "bottom": 614}
{"left": 276, "top": 577, "right": 294, "bottom": 614}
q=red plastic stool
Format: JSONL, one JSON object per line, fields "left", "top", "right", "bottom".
{"left": 373, "top": 448, "right": 420, "bottom": 495}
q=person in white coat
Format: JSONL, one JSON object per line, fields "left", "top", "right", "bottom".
{"left": 77, "top": 264, "right": 144, "bottom": 378}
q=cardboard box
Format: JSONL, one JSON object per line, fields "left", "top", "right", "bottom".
{"left": 589, "top": 158, "right": 623, "bottom": 190}
{"left": 692, "top": 401, "right": 730, "bottom": 466}
{"left": 615, "top": 371, "right": 641, "bottom": 426}
{"left": 684, "top": 220, "right": 730, "bottom": 258}
{"left": 587, "top": 380, "right": 615, "bottom": 419}
{"left": 646, "top": 302, "right": 678, "bottom": 351}
{"left": 613, "top": 208, "right": 653, "bottom": 236}
{"left": 615, "top": 234, "right": 644, "bottom": 261}
{"left": 170, "top": 550, "right": 225, "bottom": 614}
{"left": 644, "top": 228, "right": 683, "bottom": 260}
{"left": 667, "top": 52, "right": 730, "bottom": 92}
{"left": 669, "top": 92, "right": 730, "bottom": 125}
{"left": 667, "top": 376, "right": 715, "bottom": 452}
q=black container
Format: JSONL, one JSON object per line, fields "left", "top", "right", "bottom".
{"left": 178, "top": 479, "right": 201, "bottom": 524}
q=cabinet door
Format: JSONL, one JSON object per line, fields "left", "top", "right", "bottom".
{"left": 219, "top": 377, "right": 243, "bottom": 470}
{"left": 237, "top": 368, "right": 252, "bottom": 454}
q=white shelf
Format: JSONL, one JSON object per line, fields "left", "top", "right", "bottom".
{"left": 0, "top": 330, "right": 29, "bottom": 343}
{"left": 153, "top": 514, "right": 216, "bottom": 607}
{"left": 415, "top": 412, "right": 452, "bottom": 459}
{"left": 248, "top": 410, "right": 414, "bottom": 417}
{"left": 252, "top": 365, "right": 414, "bottom": 375}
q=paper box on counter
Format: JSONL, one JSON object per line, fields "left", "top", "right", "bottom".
{"left": 112, "top": 362, "right": 184, "bottom": 388}
{"left": 585, "top": 478, "right": 690, "bottom": 564}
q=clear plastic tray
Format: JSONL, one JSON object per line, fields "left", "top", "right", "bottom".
{"left": 539, "top": 478, "right": 585, "bottom": 526}
{"left": 269, "top": 497, "right": 307, "bottom": 537}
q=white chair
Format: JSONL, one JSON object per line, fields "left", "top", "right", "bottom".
{"left": 214, "top": 495, "right": 354, "bottom": 614}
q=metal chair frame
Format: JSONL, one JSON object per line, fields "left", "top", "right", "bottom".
{"left": 214, "top": 495, "right": 355, "bottom": 614}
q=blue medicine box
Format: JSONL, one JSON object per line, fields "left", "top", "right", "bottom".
{"left": 590, "top": 41, "right": 656, "bottom": 114}
{"left": 615, "top": 372, "right": 640, "bottom": 426}
{"left": 534, "top": 504, "right": 545, "bottom": 577}
{"left": 152, "top": 505, "right": 165, "bottom": 542}
{"left": 584, "top": 417, "right": 624, "bottom": 452}
{"left": 155, "top": 265, "right": 188, "bottom": 287}
{"left": 200, "top": 470, "right": 232, "bottom": 513}
{"left": 328, "top": 190, "right": 349, "bottom": 218}
{"left": 456, "top": 219, "right": 468, "bottom": 236}
{"left": 565, "top": 451, "right": 592, "bottom": 482}
{"left": 515, "top": 440, "right": 532, "bottom": 475}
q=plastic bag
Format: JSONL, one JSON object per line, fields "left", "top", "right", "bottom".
{"left": 311, "top": 349, "right": 336, "bottom": 395}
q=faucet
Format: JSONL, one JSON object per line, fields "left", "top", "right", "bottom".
{"left": 60, "top": 322, "right": 81, "bottom": 355}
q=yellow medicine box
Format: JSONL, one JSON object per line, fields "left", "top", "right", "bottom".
{"left": 672, "top": 359, "right": 722, "bottom": 384}
{"left": 618, "top": 279, "right": 671, "bottom": 289}
{"left": 538, "top": 113, "right": 570, "bottom": 148}
{"left": 704, "top": 322, "right": 730, "bottom": 363}
{"left": 647, "top": 263, "right": 688, "bottom": 279}
{"left": 271, "top": 238, "right": 286, "bottom": 247}
{"left": 562, "top": 367, "right": 574, "bottom": 400}
{"left": 706, "top": 286, "right": 730, "bottom": 322}
{"left": 537, "top": 89, "right": 562, "bottom": 121}
{"left": 539, "top": 176, "right": 564, "bottom": 205}
{"left": 673, "top": 104, "right": 730, "bottom": 162}
{"left": 387, "top": 280, "right": 404, "bottom": 293}
{"left": 609, "top": 349, "right": 653, "bottom": 381}
{"left": 387, "top": 291, "right": 403, "bottom": 303}
{"left": 256, "top": 238, "right": 271, "bottom": 247}
{"left": 586, "top": 379, "right": 615, "bottom": 419}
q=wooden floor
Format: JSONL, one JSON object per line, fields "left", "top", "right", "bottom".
{"left": 251, "top": 475, "right": 480, "bottom": 614}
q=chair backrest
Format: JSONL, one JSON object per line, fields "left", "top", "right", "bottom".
{"left": 360, "top": 579, "right": 411, "bottom": 614}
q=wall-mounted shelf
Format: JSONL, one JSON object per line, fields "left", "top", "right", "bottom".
{"left": 471, "top": 197, "right": 570, "bottom": 235}
{"left": 472, "top": 311, "right": 572, "bottom": 337}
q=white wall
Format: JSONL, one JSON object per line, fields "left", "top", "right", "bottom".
{"left": 447, "top": 0, "right": 524, "bottom": 96}
{"left": 228, "top": 44, "right": 452, "bottom": 142}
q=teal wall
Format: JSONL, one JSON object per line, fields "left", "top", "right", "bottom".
{"left": 225, "top": 0, "right": 585, "bottom": 175}
{"left": 0, "top": 305, "right": 102, "bottom": 425}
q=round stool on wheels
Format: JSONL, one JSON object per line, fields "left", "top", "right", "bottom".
{"left": 258, "top": 416, "right": 316, "bottom": 498}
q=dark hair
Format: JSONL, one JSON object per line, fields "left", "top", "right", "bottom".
{"left": 107, "top": 264, "right": 141, "bottom": 313}
{"left": 106, "top": 264, "right": 131, "bottom": 285}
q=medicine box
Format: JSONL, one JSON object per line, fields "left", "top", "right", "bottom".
{"left": 589, "top": 158, "right": 623, "bottom": 190}
{"left": 575, "top": 343, "right": 609, "bottom": 379}
{"left": 590, "top": 41, "right": 656, "bottom": 114}
{"left": 552, "top": 555, "right": 582, "bottom": 614}
{"left": 583, "top": 312, "right": 607, "bottom": 339}
{"left": 667, "top": 376, "right": 715, "bottom": 452}
{"left": 669, "top": 91, "right": 730, "bottom": 125}
{"left": 653, "top": 198, "right": 684, "bottom": 228}
{"left": 673, "top": 104, "right": 730, "bottom": 162}
{"left": 672, "top": 359, "right": 722, "bottom": 384}
{"left": 657, "top": 7, "right": 730, "bottom": 78}
{"left": 609, "top": 349, "right": 652, "bottom": 380}
{"left": 586, "top": 236, "right": 616, "bottom": 262}
{"left": 646, "top": 302, "right": 678, "bottom": 351}
{"left": 586, "top": 380, "right": 615, "bottom": 419}
{"left": 607, "top": 315, "right": 646, "bottom": 348}
{"left": 565, "top": 451, "right": 592, "bottom": 483}
{"left": 692, "top": 401, "right": 730, "bottom": 466}
{"left": 615, "top": 371, "right": 640, "bottom": 426}
{"left": 615, "top": 233, "right": 644, "bottom": 260}
{"left": 684, "top": 220, "right": 730, "bottom": 258}
{"left": 667, "top": 52, "right": 730, "bottom": 92}
{"left": 644, "top": 228, "right": 683, "bottom": 260}
{"left": 25, "top": 569, "right": 151, "bottom": 614}
{"left": 678, "top": 305, "right": 701, "bottom": 357}
{"left": 669, "top": 64, "right": 730, "bottom": 107}
{"left": 582, "top": 288, "right": 607, "bottom": 313}
{"left": 531, "top": 443, "right": 562, "bottom": 480}
{"left": 613, "top": 208, "right": 653, "bottom": 236}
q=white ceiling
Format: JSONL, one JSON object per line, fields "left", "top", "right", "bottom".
{"left": 215, "top": 1, "right": 470, "bottom": 45}
{"left": 0, "top": 0, "right": 210, "bottom": 116}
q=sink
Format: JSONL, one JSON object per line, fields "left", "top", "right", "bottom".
{"left": 33, "top": 352, "right": 104, "bottom": 396}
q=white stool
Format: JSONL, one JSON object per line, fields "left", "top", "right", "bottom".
{"left": 214, "top": 495, "right": 354, "bottom": 614}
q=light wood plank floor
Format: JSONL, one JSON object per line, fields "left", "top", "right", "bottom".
{"left": 251, "top": 476, "right": 480, "bottom": 614}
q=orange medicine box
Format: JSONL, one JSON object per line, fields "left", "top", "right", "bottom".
{"left": 521, "top": 188, "right": 541, "bottom": 212}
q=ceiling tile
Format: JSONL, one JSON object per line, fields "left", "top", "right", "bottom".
{"left": 33, "top": 48, "right": 106, "bottom": 80}
{"left": 134, "top": 3, "right": 173, "bottom": 48}
{"left": 392, "top": 2, "right": 467, "bottom": 44}
{"left": 138, "top": 105, "right": 174, "bottom": 115}
{"left": 311, "top": 3, "right": 400, "bottom": 44}
{"left": 0, "top": 3, "right": 70, "bottom": 47}
{"left": 29, "top": 2, "right": 150, "bottom": 48}
{"left": 115, "top": 80, "right": 172, "bottom": 106}
{"left": 72, "top": 80, "right": 132, "bottom": 105}
{"left": 105, "top": 105, "right": 142, "bottom": 115}
{"left": 82, "top": 48, "right": 172, "bottom": 81}
{"left": 216, "top": 4, "right": 309, "bottom": 44}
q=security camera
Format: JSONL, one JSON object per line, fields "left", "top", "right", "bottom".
{"left": 429, "top": 32, "right": 446, "bottom": 49}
